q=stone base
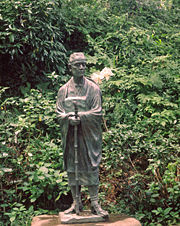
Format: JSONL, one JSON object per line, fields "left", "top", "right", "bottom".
{"left": 31, "top": 213, "right": 141, "bottom": 226}
{"left": 60, "top": 211, "right": 108, "bottom": 224}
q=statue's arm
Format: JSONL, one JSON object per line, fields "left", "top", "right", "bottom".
{"left": 56, "top": 87, "right": 78, "bottom": 126}
{"left": 56, "top": 88, "right": 68, "bottom": 124}
{"left": 78, "top": 87, "right": 102, "bottom": 122}
{"left": 84, "top": 87, "right": 102, "bottom": 112}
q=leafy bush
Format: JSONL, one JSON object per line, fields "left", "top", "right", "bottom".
{"left": 0, "top": 0, "right": 67, "bottom": 88}
{"left": 0, "top": 84, "right": 69, "bottom": 224}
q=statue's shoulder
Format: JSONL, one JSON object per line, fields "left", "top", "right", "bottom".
{"left": 85, "top": 77, "right": 100, "bottom": 91}
{"left": 58, "top": 79, "right": 71, "bottom": 93}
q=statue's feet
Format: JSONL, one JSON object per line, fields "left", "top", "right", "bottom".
{"left": 91, "top": 201, "right": 108, "bottom": 217}
{"left": 64, "top": 202, "right": 83, "bottom": 214}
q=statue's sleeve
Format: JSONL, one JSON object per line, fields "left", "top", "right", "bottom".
{"left": 56, "top": 86, "right": 71, "bottom": 169}
{"left": 78, "top": 85, "right": 102, "bottom": 169}
{"left": 56, "top": 86, "right": 70, "bottom": 150}
{"left": 56, "top": 87, "right": 68, "bottom": 125}
{"left": 78, "top": 86, "right": 102, "bottom": 120}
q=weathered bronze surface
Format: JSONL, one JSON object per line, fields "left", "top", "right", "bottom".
{"left": 56, "top": 52, "right": 108, "bottom": 218}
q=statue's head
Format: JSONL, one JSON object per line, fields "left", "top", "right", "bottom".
{"left": 69, "top": 52, "right": 86, "bottom": 64}
{"left": 68, "top": 52, "right": 86, "bottom": 78}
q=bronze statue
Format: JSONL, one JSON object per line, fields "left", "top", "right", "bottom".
{"left": 56, "top": 52, "right": 108, "bottom": 217}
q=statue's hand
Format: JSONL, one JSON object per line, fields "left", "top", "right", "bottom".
{"left": 69, "top": 116, "right": 80, "bottom": 126}
{"left": 66, "top": 112, "right": 75, "bottom": 118}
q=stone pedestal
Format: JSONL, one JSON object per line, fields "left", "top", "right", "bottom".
{"left": 31, "top": 212, "right": 141, "bottom": 226}
{"left": 60, "top": 211, "right": 108, "bottom": 224}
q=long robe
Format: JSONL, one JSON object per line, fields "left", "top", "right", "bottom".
{"left": 56, "top": 77, "right": 102, "bottom": 185}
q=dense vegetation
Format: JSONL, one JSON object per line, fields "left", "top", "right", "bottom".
{"left": 0, "top": 0, "right": 179, "bottom": 225}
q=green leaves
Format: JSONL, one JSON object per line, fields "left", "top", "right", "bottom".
{"left": 0, "top": 0, "right": 67, "bottom": 89}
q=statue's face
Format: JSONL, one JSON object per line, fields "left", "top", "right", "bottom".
{"left": 70, "top": 59, "right": 86, "bottom": 78}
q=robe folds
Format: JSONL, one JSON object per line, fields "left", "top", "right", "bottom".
{"left": 56, "top": 77, "right": 102, "bottom": 185}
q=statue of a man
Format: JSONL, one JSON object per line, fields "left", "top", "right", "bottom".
{"left": 56, "top": 52, "right": 108, "bottom": 216}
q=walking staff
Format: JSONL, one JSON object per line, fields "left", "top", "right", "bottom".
{"left": 73, "top": 101, "right": 79, "bottom": 215}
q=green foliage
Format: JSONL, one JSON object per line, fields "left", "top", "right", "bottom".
{"left": 0, "top": 0, "right": 180, "bottom": 225}
{"left": 0, "top": 85, "right": 69, "bottom": 224}
{"left": 0, "top": 0, "right": 67, "bottom": 88}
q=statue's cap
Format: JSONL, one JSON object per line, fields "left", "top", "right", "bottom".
{"left": 69, "top": 52, "right": 86, "bottom": 64}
